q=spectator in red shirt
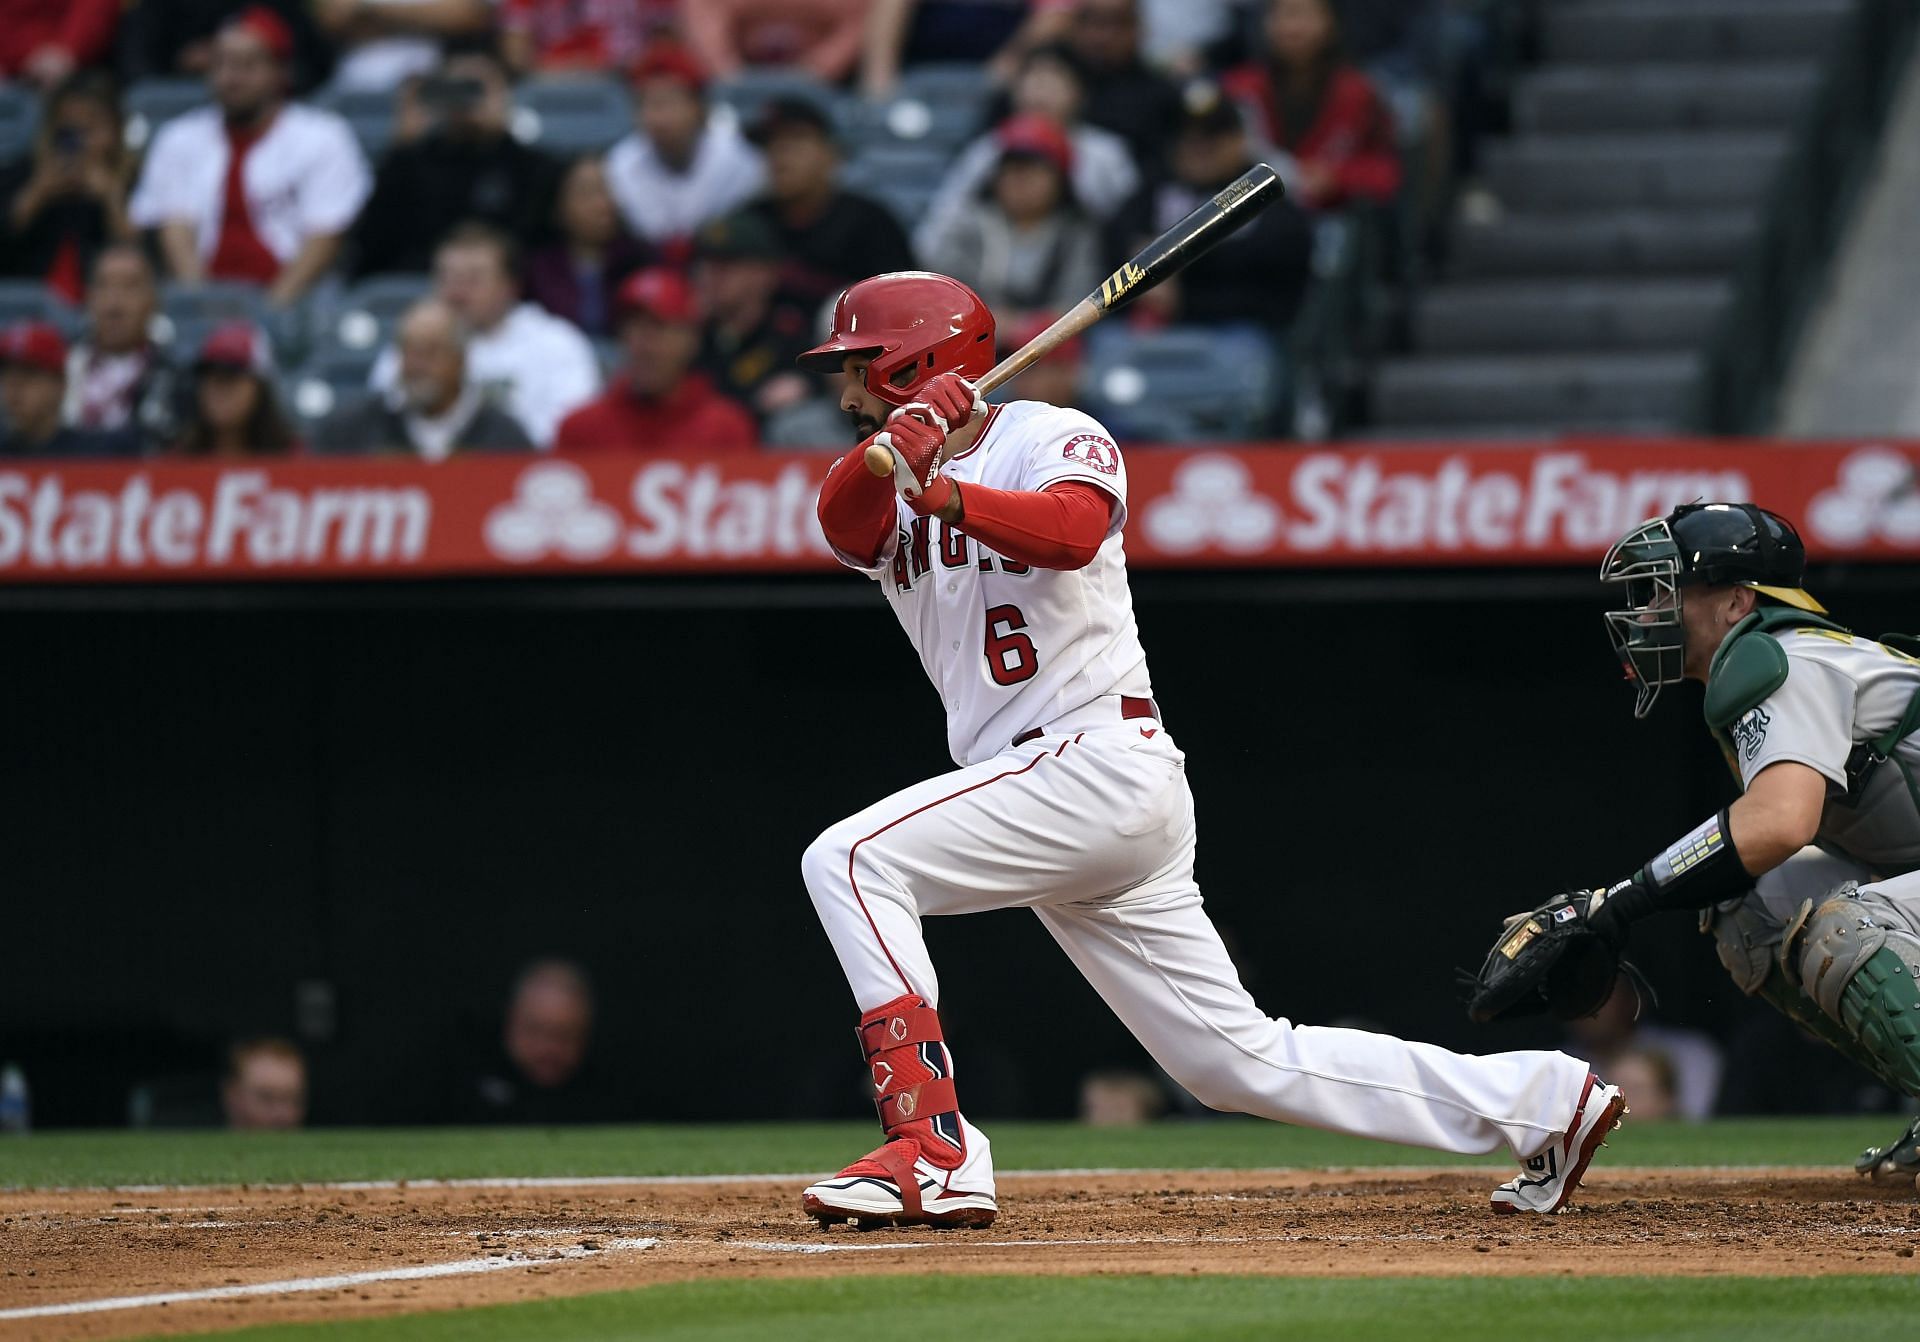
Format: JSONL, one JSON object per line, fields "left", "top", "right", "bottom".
{"left": 1221, "top": 0, "right": 1400, "bottom": 211}
{"left": 500, "top": 0, "right": 678, "bottom": 77}
{"left": 0, "top": 0, "right": 120, "bottom": 88}
{"left": 166, "top": 321, "right": 300, "bottom": 457}
{"left": 554, "top": 267, "right": 757, "bottom": 452}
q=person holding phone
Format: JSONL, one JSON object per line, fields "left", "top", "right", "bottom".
{"left": 0, "top": 71, "right": 134, "bottom": 304}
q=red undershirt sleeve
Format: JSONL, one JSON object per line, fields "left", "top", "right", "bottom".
{"left": 816, "top": 445, "right": 899, "bottom": 567}
{"left": 953, "top": 480, "right": 1117, "bottom": 571}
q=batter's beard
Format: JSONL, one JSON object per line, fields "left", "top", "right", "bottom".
{"left": 849, "top": 408, "right": 883, "bottom": 441}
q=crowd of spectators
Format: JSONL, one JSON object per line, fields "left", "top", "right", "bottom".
{"left": 0, "top": 0, "right": 1488, "bottom": 459}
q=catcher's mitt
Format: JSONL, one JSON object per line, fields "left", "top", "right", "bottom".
{"left": 1465, "top": 889, "right": 1622, "bottom": 1024}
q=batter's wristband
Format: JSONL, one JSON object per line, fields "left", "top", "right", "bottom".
{"left": 1606, "top": 806, "right": 1752, "bottom": 923}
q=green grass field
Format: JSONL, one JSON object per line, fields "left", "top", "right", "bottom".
{"left": 4, "top": 1119, "right": 1911, "bottom": 1342}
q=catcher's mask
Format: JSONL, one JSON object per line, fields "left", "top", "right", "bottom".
{"left": 1600, "top": 502, "right": 1824, "bottom": 718}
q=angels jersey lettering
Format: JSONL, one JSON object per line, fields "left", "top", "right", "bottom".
{"left": 834, "top": 400, "right": 1153, "bottom": 766}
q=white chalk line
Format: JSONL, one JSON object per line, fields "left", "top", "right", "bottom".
{"left": 0, "top": 1236, "right": 660, "bottom": 1321}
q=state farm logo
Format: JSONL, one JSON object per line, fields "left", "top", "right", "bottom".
{"left": 1142, "top": 455, "right": 1281, "bottom": 553}
{"left": 1805, "top": 448, "right": 1920, "bottom": 546}
{"left": 484, "top": 462, "right": 622, "bottom": 562}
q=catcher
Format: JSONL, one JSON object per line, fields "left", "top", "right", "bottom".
{"left": 1468, "top": 502, "right": 1920, "bottom": 1188}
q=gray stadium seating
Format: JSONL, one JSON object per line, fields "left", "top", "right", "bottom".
{"left": 1372, "top": 353, "right": 1701, "bottom": 431}
{"left": 122, "top": 79, "right": 206, "bottom": 151}
{"left": 1083, "top": 326, "right": 1278, "bottom": 442}
{"left": 1542, "top": 0, "right": 1849, "bottom": 65}
{"left": 326, "top": 273, "right": 432, "bottom": 355}
{"left": 511, "top": 77, "right": 633, "bottom": 155}
{"left": 1447, "top": 212, "right": 1757, "bottom": 280}
{"left": 840, "top": 143, "right": 952, "bottom": 228}
{"left": 1479, "top": 134, "right": 1790, "bottom": 212}
{"left": 711, "top": 68, "right": 855, "bottom": 134}
{"left": 1411, "top": 280, "right": 1733, "bottom": 354}
{"left": 0, "top": 85, "right": 37, "bottom": 165}
{"left": 1515, "top": 65, "right": 1820, "bottom": 136}
{"left": 0, "top": 282, "right": 80, "bottom": 336}
{"left": 315, "top": 85, "right": 396, "bottom": 159}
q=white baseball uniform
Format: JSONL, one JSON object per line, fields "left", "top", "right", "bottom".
{"left": 803, "top": 399, "right": 1592, "bottom": 1187}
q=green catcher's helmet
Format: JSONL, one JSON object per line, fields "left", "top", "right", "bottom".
{"left": 1599, "top": 502, "right": 1825, "bottom": 718}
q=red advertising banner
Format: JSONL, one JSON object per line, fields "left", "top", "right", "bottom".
{"left": 1, "top": 439, "right": 1916, "bottom": 583}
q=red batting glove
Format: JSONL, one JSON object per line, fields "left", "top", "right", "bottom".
{"left": 874, "top": 406, "right": 954, "bottom": 514}
{"left": 916, "top": 373, "right": 986, "bottom": 433}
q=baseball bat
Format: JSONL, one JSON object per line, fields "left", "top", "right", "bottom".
{"left": 865, "top": 161, "right": 1284, "bottom": 477}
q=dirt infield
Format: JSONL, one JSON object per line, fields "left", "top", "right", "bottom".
{"left": 4, "top": 1168, "right": 1918, "bottom": 1340}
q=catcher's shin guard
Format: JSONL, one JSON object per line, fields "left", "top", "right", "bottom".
{"left": 1781, "top": 889, "right": 1920, "bottom": 1096}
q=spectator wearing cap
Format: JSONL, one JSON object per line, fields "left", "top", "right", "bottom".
{"left": 1107, "top": 80, "right": 1311, "bottom": 331}
{"left": 351, "top": 47, "right": 563, "bottom": 276}
{"left": 166, "top": 320, "right": 298, "bottom": 456}
{"left": 740, "top": 97, "right": 913, "bottom": 306}
{"left": 691, "top": 212, "right": 816, "bottom": 426}
{"left": 525, "top": 157, "right": 655, "bottom": 338}
{"left": 63, "top": 243, "right": 181, "bottom": 449}
{"left": 603, "top": 44, "right": 766, "bottom": 250}
{"left": 119, "top": 0, "right": 332, "bottom": 92}
{"left": 0, "top": 72, "right": 135, "bottom": 306}
{"left": 501, "top": 0, "right": 677, "bottom": 76}
{"left": 312, "top": 0, "right": 496, "bottom": 92}
{"left": 554, "top": 268, "right": 757, "bottom": 451}
{"left": 1221, "top": 0, "right": 1401, "bottom": 211}
{"left": 916, "top": 45, "right": 1137, "bottom": 259}
{"left": 371, "top": 222, "right": 601, "bottom": 447}
{"left": 0, "top": 0, "right": 120, "bottom": 89}
{"left": 1061, "top": 0, "right": 1182, "bottom": 175}
{"left": 681, "top": 0, "right": 874, "bottom": 85}
{"left": 1, "top": 321, "right": 141, "bottom": 457}
{"left": 315, "top": 298, "right": 532, "bottom": 460}
{"left": 921, "top": 114, "right": 1103, "bottom": 331}
{"left": 128, "top": 7, "right": 372, "bottom": 307}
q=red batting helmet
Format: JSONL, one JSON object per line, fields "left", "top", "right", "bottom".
{"left": 796, "top": 271, "right": 995, "bottom": 408}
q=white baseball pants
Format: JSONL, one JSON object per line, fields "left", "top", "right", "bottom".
{"left": 802, "top": 719, "right": 1592, "bottom": 1160}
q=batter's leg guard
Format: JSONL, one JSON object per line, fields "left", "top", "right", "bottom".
{"left": 1780, "top": 886, "right": 1920, "bottom": 1099}
{"left": 800, "top": 995, "right": 996, "bottom": 1228}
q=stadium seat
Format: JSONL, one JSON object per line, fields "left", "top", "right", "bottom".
{"left": 0, "top": 281, "right": 80, "bottom": 336}
{"left": 154, "top": 281, "right": 267, "bottom": 352}
{"left": 122, "top": 79, "right": 206, "bottom": 151}
{"left": 315, "top": 84, "right": 397, "bottom": 158}
{"left": 326, "top": 273, "right": 432, "bottom": 355}
{"left": 1082, "top": 326, "right": 1279, "bottom": 442}
{"left": 840, "top": 144, "right": 952, "bottom": 228}
{"left": 0, "top": 85, "right": 37, "bottom": 165}
{"left": 511, "top": 77, "right": 633, "bottom": 155}
{"left": 711, "top": 68, "right": 853, "bottom": 134}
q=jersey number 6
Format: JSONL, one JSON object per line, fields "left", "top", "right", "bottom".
{"left": 985, "top": 604, "right": 1039, "bottom": 686}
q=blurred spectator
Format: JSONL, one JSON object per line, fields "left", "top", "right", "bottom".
{"left": 604, "top": 44, "right": 765, "bottom": 250}
{"left": 450, "top": 959, "right": 625, "bottom": 1123}
{"left": 691, "top": 211, "right": 815, "bottom": 425}
{"left": 221, "top": 1037, "right": 307, "bottom": 1129}
{"left": 998, "top": 312, "right": 1080, "bottom": 408}
{"left": 1079, "top": 1069, "right": 1166, "bottom": 1125}
{"left": 1136, "top": 0, "right": 1238, "bottom": 75}
{"left": 526, "top": 157, "right": 654, "bottom": 337}
{"left": 682, "top": 0, "right": 873, "bottom": 84}
{"left": 1560, "top": 974, "right": 1723, "bottom": 1121}
{"left": 352, "top": 47, "right": 563, "bottom": 276}
{"left": 63, "top": 243, "right": 180, "bottom": 447}
{"left": 555, "top": 266, "right": 757, "bottom": 450}
{"left": 502, "top": 0, "right": 677, "bottom": 76}
{"left": 922, "top": 114, "right": 1102, "bottom": 330}
{"left": 1107, "top": 80, "right": 1311, "bottom": 331}
{"left": 741, "top": 96, "right": 913, "bottom": 305}
{"left": 917, "top": 45, "right": 1137, "bottom": 257}
{"left": 1221, "top": 0, "right": 1401, "bottom": 211}
{"left": 0, "top": 0, "right": 120, "bottom": 90}
{"left": 1061, "top": 0, "right": 1182, "bottom": 175}
{"left": 315, "top": 298, "right": 533, "bottom": 458}
{"left": 1, "top": 321, "right": 141, "bottom": 456}
{"left": 313, "top": 0, "right": 496, "bottom": 91}
{"left": 128, "top": 8, "right": 371, "bottom": 307}
{"left": 371, "top": 222, "right": 601, "bottom": 446}
{"left": 859, "top": 0, "right": 1073, "bottom": 97}
{"left": 1606, "top": 1047, "right": 1678, "bottom": 1123}
{"left": 166, "top": 320, "right": 298, "bottom": 456}
{"left": 118, "top": 0, "right": 331, "bottom": 93}
{"left": 0, "top": 72, "right": 135, "bottom": 305}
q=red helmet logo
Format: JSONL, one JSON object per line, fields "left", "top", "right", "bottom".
{"left": 797, "top": 271, "right": 996, "bottom": 407}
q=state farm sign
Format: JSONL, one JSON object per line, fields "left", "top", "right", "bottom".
{"left": 0, "top": 438, "right": 1913, "bottom": 583}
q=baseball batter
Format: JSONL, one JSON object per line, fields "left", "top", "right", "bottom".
{"left": 793, "top": 271, "right": 1625, "bottom": 1228}
{"left": 1471, "top": 504, "right": 1920, "bottom": 1188}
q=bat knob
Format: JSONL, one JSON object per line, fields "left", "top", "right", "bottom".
{"left": 863, "top": 442, "right": 895, "bottom": 477}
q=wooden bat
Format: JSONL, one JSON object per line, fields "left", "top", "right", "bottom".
{"left": 865, "top": 161, "right": 1284, "bottom": 478}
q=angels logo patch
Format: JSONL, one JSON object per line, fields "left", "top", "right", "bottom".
{"left": 1062, "top": 433, "right": 1120, "bottom": 475}
{"left": 1731, "top": 705, "right": 1771, "bottom": 762}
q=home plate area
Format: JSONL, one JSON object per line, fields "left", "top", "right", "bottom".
{"left": 5, "top": 1169, "right": 1918, "bottom": 1339}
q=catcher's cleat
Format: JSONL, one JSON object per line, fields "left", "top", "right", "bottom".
{"left": 1490, "top": 1074, "right": 1628, "bottom": 1215}
{"left": 1854, "top": 1114, "right": 1920, "bottom": 1186}
{"left": 802, "top": 1137, "right": 999, "bottom": 1228}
